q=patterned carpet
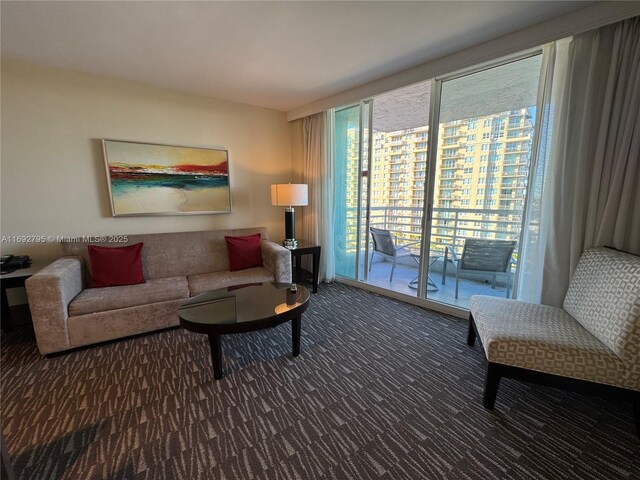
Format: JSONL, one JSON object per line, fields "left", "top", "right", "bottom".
{"left": 1, "top": 283, "right": 638, "bottom": 480}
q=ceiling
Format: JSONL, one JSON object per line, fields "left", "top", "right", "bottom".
{"left": 1, "top": 1, "right": 593, "bottom": 112}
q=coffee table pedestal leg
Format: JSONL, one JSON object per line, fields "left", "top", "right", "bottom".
{"left": 208, "top": 333, "right": 223, "bottom": 380}
{"left": 292, "top": 316, "right": 301, "bottom": 357}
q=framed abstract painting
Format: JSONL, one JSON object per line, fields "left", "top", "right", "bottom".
{"left": 102, "top": 139, "right": 231, "bottom": 216}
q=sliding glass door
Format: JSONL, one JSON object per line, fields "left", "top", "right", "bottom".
{"left": 421, "top": 54, "right": 542, "bottom": 306}
{"left": 334, "top": 102, "right": 371, "bottom": 280}
{"left": 365, "top": 81, "right": 431, "bottom": 295}
{"left": 333, "top": 52, "right": 543, "bottom": 311}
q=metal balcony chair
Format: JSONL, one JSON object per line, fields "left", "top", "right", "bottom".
{"left": 369, "top": 227, "right": 419, "bottom": 282}
{"left": 448, "top": 239, "right": 517, "bottom": 299}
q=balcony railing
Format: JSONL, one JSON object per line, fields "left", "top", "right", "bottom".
{"left": 347, "top": 206, "right": 523, "bottom": 263}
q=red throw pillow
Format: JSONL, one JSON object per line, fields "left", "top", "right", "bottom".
{"left": 225, "top": 233, "right": 263, "bottom": 271}
{"left": 88, "top": 242, "right": 145, "bottom": 287}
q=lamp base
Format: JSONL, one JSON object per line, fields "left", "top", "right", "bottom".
{"left": 283, "top": 207, "right": 297, "bottom": 249}
{"left": 283, "top": 239, "right": 298, "bottom": 250}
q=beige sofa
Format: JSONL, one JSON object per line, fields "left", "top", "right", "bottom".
{"left": 25, "top": 228, "right": 292, "bottom": 355}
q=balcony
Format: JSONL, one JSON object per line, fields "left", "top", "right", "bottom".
{"left": 364, "top": 261, "right": 511, "bottom": 307}
{"left": 442, "top": 130, "right": 463, "bottom": 138}
{"left": 347, "top": 206, "right": 523, "bottom": 308}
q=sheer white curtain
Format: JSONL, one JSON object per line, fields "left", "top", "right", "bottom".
{"left": 516, "top": 40, "right": 569, "bottom": 302}
{"left": 301, "top": 111, "right": 335, "bottom": 282}
{"left": 518, "top": 17, "right": 640, "bottom": 306}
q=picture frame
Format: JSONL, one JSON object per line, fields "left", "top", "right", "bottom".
{"left": 102, "top": 139, "right": 231, "bottom": 216}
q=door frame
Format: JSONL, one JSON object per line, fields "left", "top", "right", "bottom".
{"left": 361, "top": 100, "right": 374, "bottom": 281}
{"left": 334, "top": 48, "right": 544, "bottom": 316}
{"left": 417, "top": 48, "right": 543, "bottom": 302}
{"left": 417, "top": 78, "right": 442, "bottom": 299}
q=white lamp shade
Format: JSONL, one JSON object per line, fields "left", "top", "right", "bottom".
{"left": 271, "top": 184, "right": 308, "bottom": 206}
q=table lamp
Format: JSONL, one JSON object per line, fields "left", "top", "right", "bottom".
{"left": 271, "top": 184, "right": 308, "bottom": 249}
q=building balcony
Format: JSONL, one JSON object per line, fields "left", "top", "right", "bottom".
{"left": 353, "top": 205, "right": 523, "bottom": 308}
{"left": 442, "top": 131, "right": 464, "bottom": 138}
{"left": 363, "top": 259, "right": 513, "bottom": 308}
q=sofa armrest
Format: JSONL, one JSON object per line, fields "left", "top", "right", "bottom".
{"left": 25, "top": 256, "right": 85, "bottom": 355}
{"left": 261, "top": 241, "right": 292, "bottom": 284}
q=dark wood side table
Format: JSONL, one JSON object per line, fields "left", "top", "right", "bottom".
{"left": 1, "top": 262, "right": 45, "bottom": 331}
{"left": 288, "top": 241, "right": 321, "bottom": 293}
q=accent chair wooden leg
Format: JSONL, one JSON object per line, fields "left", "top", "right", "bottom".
{"left": 483, "top": 362, "right": 501, "bottom": 409}
{"left": 390, "top": 258, "right": 396, "bottom": 282}
{"left": 467, "top": 314, "right": 476, "bottom": 347}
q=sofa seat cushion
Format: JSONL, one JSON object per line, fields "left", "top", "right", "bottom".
{"left": 469, "top": 295, "right": 625, "bottom": 387}
{"left": 188, "top": 268, "right": 274, "bottom": 296}
{"left": 69, "top": 276, "right": 189, "bottom": 316}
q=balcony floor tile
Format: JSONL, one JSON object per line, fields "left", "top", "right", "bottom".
{"left": 362, "top": 260, "right": 510, "bottom": 309}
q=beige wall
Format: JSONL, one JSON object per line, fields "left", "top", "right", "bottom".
{"left": 1, "top": 58, "right": 293, "bottom": 303}
{"left": 1, "top": 58, "right": 293, "bottom": 256}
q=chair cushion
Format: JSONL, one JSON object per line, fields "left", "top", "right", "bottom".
{"left": 469, "top": 295, "right": 625, "bottom": 387}
{"left": 188, "top": 268, "right": 274, "bottom": 296}
{"left": 563, "top": 247, "right": 640, "bottom": 375}
{"left": 69, "top": 276, "right": 189, "bottom": 316}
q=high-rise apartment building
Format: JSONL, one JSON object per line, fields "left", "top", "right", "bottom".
{"left": 368, "top": 107, "right": 533, "bottom": 253}
{"left": 370, "top": 126, "right": 429, "bottom": 244}
{"left": 337, "top": 107, "right": 533, "bottom": 261}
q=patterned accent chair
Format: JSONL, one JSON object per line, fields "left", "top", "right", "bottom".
{"left": 467, "top": 247, "right": 640, "bottom": 436}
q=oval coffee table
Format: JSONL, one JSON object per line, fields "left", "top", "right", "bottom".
{"left": 178, "top": 282, "right": 310, "bottom": 379}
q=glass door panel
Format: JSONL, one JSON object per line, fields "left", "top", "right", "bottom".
{"left": 422, "top": 54, "right": 542, "bottom": 307}
{"left": 334, "top": 105, "right": 361, "bottom": 279}
{"left": 366, "top": 81, "right": 431, "bottom": 295}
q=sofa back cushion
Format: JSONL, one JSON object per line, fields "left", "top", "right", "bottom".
{"left": 88, "top": 242, "right": 145, "bottom": 287}
{"left": 225, "top": 234, "right": 263, "bottom": 271}
{"left": 62, "top": 228, "right": 269, "bottom": 281}
{"left": 563, "top": 247, "right": 640, "bottom": 372}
